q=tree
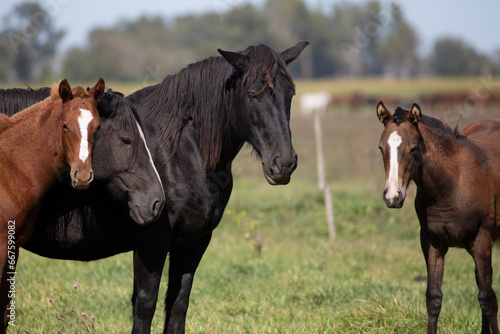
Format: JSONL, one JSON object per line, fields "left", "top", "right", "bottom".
{"left": 430, "top": 37, "right": 491, "bottom": 76}
{"left": 329, "top": 1, "right": 385, "bottom": 77}
{"left": 378, "top": 4, "right": 419, "bottom": 78}
{"left": 2, "top": 2, "right": 64, "bottom": 81}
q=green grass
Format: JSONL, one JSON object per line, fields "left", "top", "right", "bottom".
{"left": 7, "top": 79, "right": 500, "bottom": 332}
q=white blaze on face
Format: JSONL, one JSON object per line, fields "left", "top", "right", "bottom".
{"left": 77, "top": 108, "right": 94, "bottom": 162}
{"left": 386, "top": 131, "right": 403, "bottom": 199}
{"left": 136, "top": 121, "right": 163, "bottom": 188}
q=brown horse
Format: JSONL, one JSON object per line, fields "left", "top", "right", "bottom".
{"left": 0, "top": 78, "right": 104, "bottom": 332}
{"left": 377, "top": 101, "right": 500, "bottom": 334}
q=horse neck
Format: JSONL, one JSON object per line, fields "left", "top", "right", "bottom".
{"left": 3, "top": 99, "right": 65, "bottom": 195}
{"left": 415, "top": 122, "right": 460, "bottom": 200}
{"left": 137, "top": 59, "right": 242, "bottom": 172}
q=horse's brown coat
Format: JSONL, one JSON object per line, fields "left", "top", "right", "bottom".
{"left": 0, "top": 78, "right": 104, "bottom": 332}
{"left": 377, "top": 101, "right": 500, "bottom": 334}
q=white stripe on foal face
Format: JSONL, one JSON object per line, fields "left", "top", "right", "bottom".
{"left": 386, "top": 131, "right": 403, "bottom": 199}
{"left": 77, "top": 108, "right": 94, "bottom": 162}
{"left": 136, "top": 121, "right": 163, "bottom": 187}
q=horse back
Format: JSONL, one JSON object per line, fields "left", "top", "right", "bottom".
{"left": 460, "top": 119, "right": 500, "bottom": 166}
{"left": 462, "top": 119, "right": 500, "bottom": 141}
{"left": 460, "top": 119, "right": 500, "bottom": 235}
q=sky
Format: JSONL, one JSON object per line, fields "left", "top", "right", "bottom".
{"left": 1, "top": 0, "right": 499, "bottom": 57}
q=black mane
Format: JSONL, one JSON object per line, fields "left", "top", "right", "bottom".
{"left": 0, "top": 87, "right": 51, "bottom": 116}
{"left": 99, "top": 89, "right": 144, "bottom": 130}
{"left": 142, "top": 44, "right": 295, "bottom": 170}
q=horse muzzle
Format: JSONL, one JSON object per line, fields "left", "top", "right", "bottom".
{"left": 71, "top": 168, "right": 94, "bottom": 190}
{"left": 262, "top": 154, "right": 297, "bottom": 185}
{"left": 129, "top": 197, "right": 165, "bottom": 225}
{"left": 383, "top": 188, "right": 405, "bottom": 208}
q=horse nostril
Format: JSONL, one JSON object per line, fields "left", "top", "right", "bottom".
{"left": 88, "top": 170, "right": 94, "bottom": 183}
{"left": 73, "top": 169, "right": 79, "bottom": 181}
{"left": 152, "top": 199, "right": 161, "bottom": 215}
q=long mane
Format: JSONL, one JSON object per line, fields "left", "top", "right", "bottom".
{"left": 9, "top": 84, "right": 60, "bottom": 125}
{"left": 143, "top": 44, "right": 295, "bottom": 170}
{"left": 0, "top": 87, "right": 51, "bottom": 117}
{"left": 5, "top": 82, "right": 95, "bottom": 126}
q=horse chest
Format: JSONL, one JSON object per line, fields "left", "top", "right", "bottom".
{"left": 167, "top": 177, "right": 229, "bottom": 245}
{"left": 424, "top": 209, "right": 481, "bottom": 248}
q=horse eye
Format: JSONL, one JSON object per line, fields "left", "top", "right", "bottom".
{"left": 62, "top": 122, "right": 68, "bottom": 131}
{"left": 410, "top": 145, "right": 418, "bottom": 154}
{"left": 121, "top": 137, "right": 132, "bottom": 145}
{"left": 247, "top": 91, "right": 256, "bottom": 99}
{"left": 378, "top": 146, "right": 383, "bottom": 154}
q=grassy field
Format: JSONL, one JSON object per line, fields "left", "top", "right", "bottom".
{"left": 7, "top": 77, "right": 500, "bottom": 333}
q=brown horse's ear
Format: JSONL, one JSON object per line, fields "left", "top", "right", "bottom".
{"left": 218, "top": 49, "right": 250, "bottom": 73}
{"left": 410, "top": 103, "right": 422, "bottom": 124}
{"left": 59, "top": 79, "right": 73, "bottom": 103}
{"left": 376, "top": 101, "right": 392, "bottom": 125}
{"left": 89, "top": 77, "right": 105, "bottom": 102}
{"left": 280, "top": 41, "right": 310, "bottom": 65}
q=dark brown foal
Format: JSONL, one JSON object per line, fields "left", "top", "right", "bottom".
{"left": 377, "top": 101, "right": 500, "bottom": 334}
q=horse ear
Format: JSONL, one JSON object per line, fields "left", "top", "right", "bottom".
{"left": 97, "top": 91, "right": 115, "bottom": 118}
{"left": 89, "top": 77, "right": 105, "bottom": 102}
{"left": 376, "top": 101, "right": 392, "bottom": 125}
{"left": 59, "top": 79, "right": 73, "bottom": 103}
{"left": 280, "top": 41, "right": 310, "bottom": 65}
{"left": 218, "top": 49, "right": 250, "bottom": 73}
{"left": 410, "top": 103, "right": 422, "bottom": 124}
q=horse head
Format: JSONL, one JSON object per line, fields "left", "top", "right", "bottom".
{"left": 219, "top": 41, "right": 309, "bottom": 185}
{"left": 92, "top": 90, "right": 165, "bottom": 225}
{"left": 377, "top": 101, "right": 423, "bottom": 208}
{"left": 59, "top": 78, "right": 104, "bottom": 190}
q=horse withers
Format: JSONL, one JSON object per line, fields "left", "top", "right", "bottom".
{"left": 0, "top": 79, "right": 104, "bottom": 332}
{"left": 377, "top": 101, "right": 500, "bottom": 334}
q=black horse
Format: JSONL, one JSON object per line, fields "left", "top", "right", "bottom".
{"left": 22, "top": 42, "right": 308, "bottom": 333}
{"left": 0, "top": 87, "right": 165, "bottom": 225}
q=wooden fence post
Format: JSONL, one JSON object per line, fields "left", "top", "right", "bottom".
{"left": 301, "top": 92, "right": 335, "bottom": 242}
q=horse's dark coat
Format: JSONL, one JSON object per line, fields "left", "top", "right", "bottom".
{"left": 20, "top": 42, "right": 308, "bottom": 334}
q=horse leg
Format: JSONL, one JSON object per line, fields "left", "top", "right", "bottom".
{"left": 131, "top": 240, "right": 168, "bottom": 334}
{"left": 471, "top": 229, "right": 499, "bottom": 334}
{"left": 421, "top": 231, "right": 448, "bottom": 334}
{"left": 164, "top": 233, "right": 212, "bottom": 334}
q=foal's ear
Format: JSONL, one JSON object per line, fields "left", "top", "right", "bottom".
{"left": 376, "top": 101, "right": 392, "bottom": 125}
{"left": 218, "top": 49, "right": 250, "bottom": 73}
{"left": 59, "top": 79, "right": 73, "bottom": 103}
{"left": 410, "top": 103, "right": 422, "bottom": 124}
{"left": 89, "top": 77, "right": 105, "bottom": 102}
{"left": 280, "top": 41, "right": 310, "bottom": 65}
{"left": 97, "top": 91, "right": 115, "bottom": 118}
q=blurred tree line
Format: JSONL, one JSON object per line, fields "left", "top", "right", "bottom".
{"left": 1, "top": 0, "right": 499, "bottom": 83}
